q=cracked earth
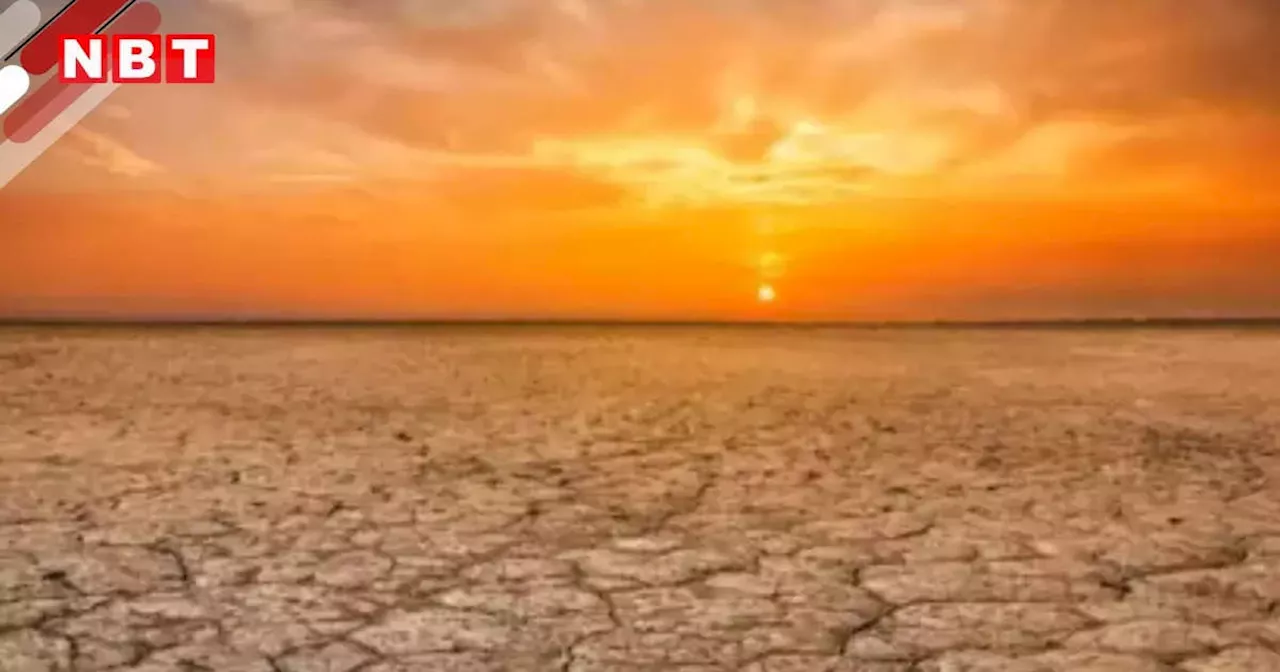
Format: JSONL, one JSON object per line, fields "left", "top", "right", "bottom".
{"left": 1, "top": 327, "right": 1279, "bottom": 671}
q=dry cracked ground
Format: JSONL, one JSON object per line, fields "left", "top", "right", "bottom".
{"left": 1, "top": 327, "right": 1279, "bottom": 672}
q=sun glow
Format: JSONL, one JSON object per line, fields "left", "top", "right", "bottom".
{"left": 757, "top": 283, "right": 777, "bottom": 303}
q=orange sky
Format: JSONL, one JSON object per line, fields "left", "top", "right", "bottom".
{"left": 2, "top": 0, "right": 1279, "bottom": 320}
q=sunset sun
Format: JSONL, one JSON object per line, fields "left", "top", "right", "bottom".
{"left": 757, "top": 284, "right": 777, "bottom": 304}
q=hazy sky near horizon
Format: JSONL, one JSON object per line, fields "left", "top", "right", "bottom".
{"left": 2, "top": 0, "right": 1279, "bottom": 320}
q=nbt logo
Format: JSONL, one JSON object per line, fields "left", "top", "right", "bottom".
{"left": 0, "top": 0, "right": 216, "bottom": 189}
{"left": 62, "top": 33, "right": 214, "bottom": 83}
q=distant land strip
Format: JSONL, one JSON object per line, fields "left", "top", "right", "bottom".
{"left": 1, "top": 317, "right": 1279, "bottom": 330}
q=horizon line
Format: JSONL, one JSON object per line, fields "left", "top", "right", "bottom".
{"left": 2, "top": 317, "right": 1279, "bottom": 330}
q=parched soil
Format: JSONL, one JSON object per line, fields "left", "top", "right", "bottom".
{"left": 1, "top": 327, "right": 1278, "bottom": 671}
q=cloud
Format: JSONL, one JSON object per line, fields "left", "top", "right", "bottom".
{"left": 31, "top": 127, "right": 164, "bottom": 183}
{"left": 8, "top": 0, "right": 1277, "bottom": 211}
